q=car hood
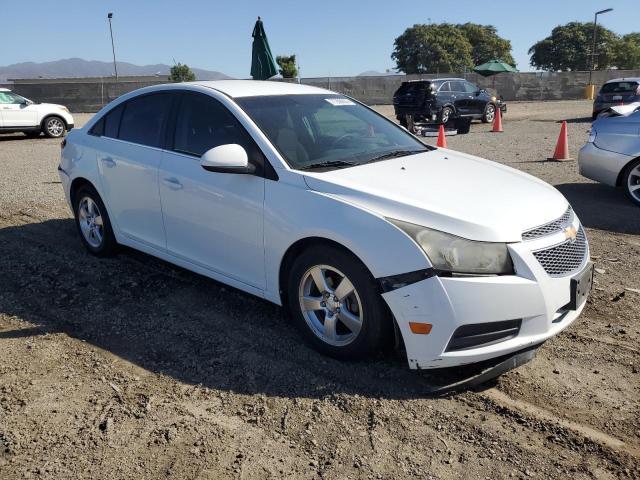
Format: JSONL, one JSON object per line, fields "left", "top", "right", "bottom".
{"left": 36, "top": 103, "right": 68, "bottom": 111}
{"left": 303, "top": 149, "right": 568, "bottom": 242}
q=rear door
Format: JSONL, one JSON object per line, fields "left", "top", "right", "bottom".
{"left": 93, "top": 93, "right": 172, "bottom": 249}
{"left": 448, "top": 81, "right": 468, "bottom": 114}
{"left": 0, "top": 91, "right": 38, "bottom": 127}
{"left": 599, "top": 81, "right": 640, "bottom": 106}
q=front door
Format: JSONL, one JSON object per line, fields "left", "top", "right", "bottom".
{"left": 0, "top": 91, "right": 38, "bottom": 127}
{"left": 159, "top": 92, "right": 266, "bottom": 288}
{"left": 95, "top": 93, "right": 172, "bottom": 249}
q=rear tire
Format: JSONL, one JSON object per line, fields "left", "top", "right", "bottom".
{"left": 399, "top": 116, "right": 408, "bottom": 128}
{"left": 623, "top": 158, "right": 640, "bottom": 207}
{"left": 286, "top": 245, "right": 391, "bottom": 360}
{"left": 439, "top": 107, "right": 453, "bottom": 124}
{"left": 73, "top": 185, "right": 118, "bottom": 256}
{"left": 42, "top": 116, "right": 66, "bottom": 138}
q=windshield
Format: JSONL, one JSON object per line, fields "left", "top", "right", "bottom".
{"left": 0, "top": 91, "right": 28, "bottom": 104}
{"left": 235, "top": 94, "right": 430, "bottom": 170}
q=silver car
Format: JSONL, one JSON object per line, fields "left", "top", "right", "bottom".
{"left": 578, "top": 110, "right": 640, "bottom": 206}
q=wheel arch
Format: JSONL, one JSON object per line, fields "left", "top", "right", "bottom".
{"left": 615, "top": 155, "right": 640, "bottom": 186}
{"left": 69, "top": 177, "right": 96, "bottom": 210}
{"left": 41, "top": 113, "right": 68, "bottom": 130}
{"left": 278, "top": 237, "right": 369, "bottom": 307}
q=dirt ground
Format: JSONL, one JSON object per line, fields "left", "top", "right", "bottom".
{"left": 0, "top": 100, "right": 638, "bottom": 479}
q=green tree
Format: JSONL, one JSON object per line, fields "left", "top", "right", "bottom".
{"left": 276, "top": 55, "right": 298, "bottom": 78}
{"left": 528, "top": 22, "right": 618, "bottom": 71}
{"left": 457, "top": 23, "right": 515, "bottom": 66}
{"left": 169, "top": 63, "right": 196, "bottom": 82}
{"left": 392, "top": 24, "right": 474, "bottom": 74}
{"left": 612, "top": 33, "right": 640, "bottom": 70}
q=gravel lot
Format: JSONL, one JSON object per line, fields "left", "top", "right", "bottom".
{"left": 0, "top": 100, "right": 638, "bottom": 479}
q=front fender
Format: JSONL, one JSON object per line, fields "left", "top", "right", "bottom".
{"left": 263, "top": 177, "right": 430, "bottom": 304}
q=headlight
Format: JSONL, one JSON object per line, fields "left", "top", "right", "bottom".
{"left": 58, "top": 106, "right": 70, "bottom": 113}
{"left": 588, "top": 129, "right": 597, "bottom": 142}
{"left": 388, "top": 218, "right": 514, "bottom": 275}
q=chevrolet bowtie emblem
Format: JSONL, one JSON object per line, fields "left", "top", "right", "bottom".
{"left": 564, "top": 225, "right": 577, "bottom": 242}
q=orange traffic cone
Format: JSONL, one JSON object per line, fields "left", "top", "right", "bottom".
{"left": 491, "top": 107, "right": 503, "bottom": 132}
{"left": 436, "top": 124, "right": 447, "bottom": 148}
{"left": 549, "top": 120, "right": 571, "bottom": 161}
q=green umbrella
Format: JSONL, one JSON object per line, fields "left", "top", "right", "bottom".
{"left": 250, "top": 17, "right": 278, "bottom": 80}
{"left": 473, "top": 59, "right": 518, "bottom": 77}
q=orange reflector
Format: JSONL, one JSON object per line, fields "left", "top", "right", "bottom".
{"left": 409, "top": 322, "right": 432, "bottom": 334}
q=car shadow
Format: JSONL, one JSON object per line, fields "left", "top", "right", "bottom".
{"left": 0, "top": 134, "right": 33, "bottom": 141}
{"left": 0, "top": 218, "right": 502, "bottom": 400}
{"left": 556, "top": 182, "right": 640, "bottom": 235}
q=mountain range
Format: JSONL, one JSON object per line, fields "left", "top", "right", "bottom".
{"left": 0, "top": 58, "right": 232, "bottom": 82}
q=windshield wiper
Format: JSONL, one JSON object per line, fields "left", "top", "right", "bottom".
{"left": 301, "top": 160, "right": 358, "bottom": 170}
{"left": 365, "top": 149, "right": 425, "bottom": 164}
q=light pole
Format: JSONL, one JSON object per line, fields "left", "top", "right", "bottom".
{"left": 107, "top": 12, "right": 118, "bottom": 83}
{"left": 588, "top": 8, "right": 613, "bottom": 85}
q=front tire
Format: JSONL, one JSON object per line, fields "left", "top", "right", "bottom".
{"left": 286, "top": 245, "right": 391, "bottom": 360}
{"left": 623, "top": 158, "right": 640, "bottom": 206}
{"left": 482, "top": 103, "right": 496, "bottom": 123}
{"left": 74, "top": 185, "right": 117, "bottom": 256}
{"left": 43, "top": 116, "right": 66, "bottom": 138}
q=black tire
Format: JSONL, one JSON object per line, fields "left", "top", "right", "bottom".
{"left": 42, "top": 116, "right": 66, "bottom": 138}
{"left": 73, "top": 185, "right": 118, "bottom": 256}
{"left": 622, "top": 158, "right": 640, "bottom": 207}
{"left": 482, "top": 103, "right": 496, "bottom": 123}
{"left": 592, "top": 112, "right": 598, "bottom": 120}
{"left": 439, "top": 106, "right": 453, "bottom": 124}
{"left": 286, "top": 245, "right": 391, "bottom": 360}
{"left": 399, "top": 116, "right": 408, "bottom": 128}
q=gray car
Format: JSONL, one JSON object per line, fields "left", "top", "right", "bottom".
{"left": 592, "top": 77, "right": 640, "bottom": 119}
{"left": 578, "top": 110, "right": 640, "bottom": 206}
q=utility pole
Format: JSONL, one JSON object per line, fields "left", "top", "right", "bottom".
{"left": 588, "top": 8, "right": 613, "bottom": 85}
{"left": 107, "top": 13, "right": 118, "bottom": 82}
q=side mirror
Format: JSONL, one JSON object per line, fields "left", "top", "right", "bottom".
{"left": 475, "top": 89, "right": 482, "bottom": 96}
{"left": 200, "top": 144, "right": 255, "bottom": 174}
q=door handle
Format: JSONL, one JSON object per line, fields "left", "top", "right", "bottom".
{"left": 162, "top": 177, "right": 183, "bottom": 190}
{"left": 101, "top": 157, "right": 116, "bottom": 168}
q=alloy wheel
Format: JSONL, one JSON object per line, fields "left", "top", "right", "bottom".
{"left": 628, "top": 163, "right": 640, "bottom": 203}
{"left": 46, "top": 118, "right": 65, "bottom": 137}
{"left": 485, "top": 105, "right": 496, "bottom": 122}
{"left": 298, "top": 264, "right": 363, "bottom": 347}
{"left": 78, "top": 196, "right": 104, "bottom": 248}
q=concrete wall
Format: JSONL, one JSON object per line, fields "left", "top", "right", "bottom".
{"left": 3, "top": 69, "right": 640, "bottom": 112}
{"left": 299, "top": 69, "right": 640, "bottom": 104}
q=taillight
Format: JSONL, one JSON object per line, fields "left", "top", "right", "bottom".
{"left": 60, "top": 139, "right": 67, "bottom": 150}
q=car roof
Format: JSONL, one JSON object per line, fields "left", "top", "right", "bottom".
{"left": 184, "top": 80, "right": 331, "bottom": 98}
{"left": 0, "top": 88, "right": 10, "bottom": 92}
{"left": 604, "top": 77, "right": 640, "bottom": 83}
{"left": 403, "top": 78, "right": 465, "bottom": 84}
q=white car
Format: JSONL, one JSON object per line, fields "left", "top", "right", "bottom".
{"left": 58, "top": 81, "right": 592, "bottom": 370}
{"left": 0, "top": 88, "right": 74, "bottom": 138}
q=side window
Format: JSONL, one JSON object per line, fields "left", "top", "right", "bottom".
{"left": 463, "top": 82, "right": 478, "bottom": 93}
{"left": 89, "top": 104, "right": 123, "bottom": 138}
{"left": 449, "top": 81, "right": 465, "bottom": 92}
{"left": 438, "top": 82, "right": 451, "bottom": 92}
{"left": 118, "top": 94, "right": 170, "bottom": 148}
{"left": 173, "top": 93, "right": 253, "bottom": 157}
{"left": 0, "top": 92, "right": 23, "bottom": 104}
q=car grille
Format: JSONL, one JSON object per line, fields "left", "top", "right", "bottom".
{"left": 522, "top": 206, "right": 573, "bottom": 240}
{"left": 532, "top": 226, "right": 587, "bottom": 277}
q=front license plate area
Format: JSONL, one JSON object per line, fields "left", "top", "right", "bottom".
{"left": 612, "top": 95, "right": 623, "bottom": 101}
{"left": 568, "top": 262, "right": 593, "bottom": 310}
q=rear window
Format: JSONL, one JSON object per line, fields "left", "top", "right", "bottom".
{"left": 601, "top": 81, "right": 639, "bottom": 94}
{"left": 396, "top": 82, "right": 430, "bottom": 95}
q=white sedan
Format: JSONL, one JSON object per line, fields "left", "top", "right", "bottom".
{"left": 0, "top": 88, "right": 74, "bottom": 138}
{"left": 58, "top": 81, "right": 592, "bottom": 370}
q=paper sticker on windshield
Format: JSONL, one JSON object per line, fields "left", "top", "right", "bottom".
{"left": 325, "top": 98, "right": 355, "bottom": 106}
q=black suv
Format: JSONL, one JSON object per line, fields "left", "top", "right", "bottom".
{"left": 392, "top": 78, "right": 506, "bottom": 127}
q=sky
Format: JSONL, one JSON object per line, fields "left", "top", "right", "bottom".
{"left": 1, "top": 0, "right": 637, "bottom": 77}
